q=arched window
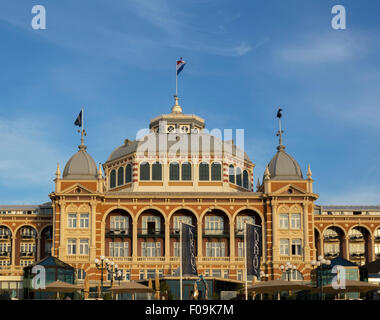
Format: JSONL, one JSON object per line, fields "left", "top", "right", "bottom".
{"left": 229, "top": 165, "right": 235, "bottom": 183}
{"left": 117, "top": 167, "right": 124, "bottom": 186}
{"left": 170, "top": 162, "right": 180, "bottom": 181}
{"left": 125, "top": 164, "right": 132, "bottom": 183}
{"left": 152, "top": 162, "right": 162, "bottom": 180}
{"left": 236, "top": 167, "right": 242, "bottom": 186}
{"left": 140, "top": 162, "right": 150, "bottom": 181}
{"left": 199, "top": 162, "right": 209, "bottom": 181}
{"left": 181, "top": 162, "right": 192, "bottom": 181}
{"left": 243, "top": 170, "right": 249, "bottom": 189}
{"left": 211, "top": 162, "right": 221, "bottom": 181}
{"left": 110, "top": 169, "right": 116, "bottom": 188}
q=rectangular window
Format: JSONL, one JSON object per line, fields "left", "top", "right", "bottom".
{"left": 279, "top": 214, "right": 289, "bottom": 229}
{"left": 80, "top": 213, "right": 89, "bottom": 228}
{"left": 110, "top": 242, "right": 129, "bottom": 257}
{"left": 68, "top": 213, "right": 77, "bottom": 228}
{"left": 206, "top": 242, "right": 225, "bottom": 257}
{"left": 79, "top": 239, "right": 89, "bottom": 255}
{"left": 280, "top": 239, "right": 289, "bottom": 255}
{"left": 212, "top": 269, "right": 221, "bottom": 278}
{"left": 223, "top": 270, "right": 229, "bottom": 279}
{"left": 142, "top": 242, "right": 161, "bottom": 257}
{"left": 324, "top": 243, "right": 339, "bottom": 256}
{"left": 290, "top": 214, "right": 301, "bottom": 229}
{"left": 139, "top": 270, "right": 145, "bottom": 280}
{"left": 237, "top": 270, "right": 243, "bottom": 281}
{"left": 236, "top": 216, "right": 255, "bottom": 234}
{"left": 110, "top": 216, "right": 129, "bottom": 234}
{"left": 77, "top": 269, "right": 86, "bottom": 280}
{"left": 125, "top": 270, "right": 131, "bottom": 281}
{"left": 238, "top": 242, "right": 244, "bottom": 257}
{"left": 204, "top": 270, "right": 210, "bottom": 277}
{"left": 142, "top": 216, "right": 161, "bottom": 234}
{"left": 67, "top": 239, "right": 77, "bottom": 255}
{"left": 173, "top": 216, "right": 192, "bottom": 232}
{"left": 173, "top": 242, "right": 180, "bottom": 257}
{"left": 205, "top": 216, "right": 224, "bottom": 235}
{"left": 147, "top": 269, "right": 156, "bottom": 279}
{"left": 291, "top": 239, "right": 302, "bottom": 256}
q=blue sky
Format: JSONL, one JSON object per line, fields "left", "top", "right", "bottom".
{"left": 0, "top": 0, "right": 379, "bottom": 205}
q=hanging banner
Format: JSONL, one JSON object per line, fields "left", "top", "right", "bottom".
{"left": 181, "top": 223, "right": 197, "bottom": 276}
{"left": 246, "top": 223, "right": 262, "bottom": 278}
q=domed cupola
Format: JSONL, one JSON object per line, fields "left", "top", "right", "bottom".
{"left": 62, "top": 137, "right": 97, "bottom": 180}
{"left": 265, "top": 108, "right": 303, "bottom": 180}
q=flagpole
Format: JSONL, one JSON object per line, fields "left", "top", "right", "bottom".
{"left": 244, "top": 221, "right": 248, "bottom": 300}
{"left": 81, "top": 107, "right": 84, "bottom": 145}
{"left": 180, "top": 221, "right": 183, "bottom": 300}
{"left": 176, "top": 61, "right": 178, "bottom": 97}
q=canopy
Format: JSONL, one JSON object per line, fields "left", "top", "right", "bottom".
{"left": 246, "top": 280, "right": 311, "bottom": 294}
{"left": 320, "top": 280, "right": 380, "bottom": 294}
{"left": 109, "top": 281, "right": 154, "bottom": 294}
{"left": 32, "top": 280, "right": 83, "bottom": 293}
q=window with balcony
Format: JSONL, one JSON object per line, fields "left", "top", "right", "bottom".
{"left": 20, "top": 243, "right": 35, "bottom": 255}
{"left": 21, "top": 227, "right": 36, "bottom": 238}
{"left": 212, "top": 269, "right": 221, "bottom": 277}
{"left": 290, "top": 213, "right": 301, "bottom": 229}
{"left": 236, "top": 167, "right": 242, "bottom": 186}
{"left": 80, "top": 213, "right": 89, "bottom": 228}
{"left": 110, "top": 242, "right": 129, "bottom": 257}
{"left": 349, "top": 243, "right": 365, "bottom": 256}
{"left": 324, "top": 228, "right": 339, "bottom": 240}
{"left": 67, "top": 239, "right": 77, "bottom": 255}
{"left": 79, "top": 239, "right": 89, "bottom": 255}
{"left": 375, "top": 229, "right": 380, "bottom": 241}
{"left": 169, "top": 162, "right": 180, "bottom": 181}
{"left": 280, "top": 239, "right": 290, "bottom": 255}
{"left": 206, "top": 242, "right": 225, "bottom": 257}
{"left": 324, "top": 243, "right": 339, "bottom": 257}
{"left": 173, "top": 216, "right": 192, "bottom": 232}
{"left": 243, "top": 170, "right": 249, "bottom": 189}
{"left": 0, "top": 243, "right": 10, "bottom": 256}
{"left": 117, "top": 167, "right": 124, "bottom": 186}
{"left": 110, "top": 216, "right": 129, "bottom": 234}
{"left": 279, "top": 214, "right": 289, "bottom": 229}
{"left": 199, "top": 162, "right": 209, "bottom": 181}
{"left": 68, "top": 213, "right": 77, "bottom": 228}
{"left": 349, "top": 229, "right": 364, "bottom": 240}
{"left": 211, "top": 162, "right": 221, "bottom": 181}
{"left": 142, "top": 242, "right": 161, "bottom": 257}
{"left": 291, "top": 239, "right": 302, "bottom": 256}
{"left": 205, "top": 216, "right": 224, "bottom": 235}
{"left": 142, "top": 216, "right": 161, "bottom": 234}
{"left": 0, "top": 227, "right": 10, "bottom": 239}
{"left": 181, "top": 162, "right": 192, "bottom": 180}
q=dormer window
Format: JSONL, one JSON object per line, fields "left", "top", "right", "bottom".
{"left": 179, "top": 125, "right": 190, "bottom": 133}
{"left": 166, "top": 125, "right": 175, "bottom": 133}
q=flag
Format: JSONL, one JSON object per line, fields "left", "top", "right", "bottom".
{"left": 277, "top": 108, "right": 283, "bottom": 119}
{"left": 74, "top": 110, "right": 82, "bottom": 127}
{"left": 181, "top": 223, "right": 197, "bottom": 276}
{"left": 246, "top": 223, "right": 262, "bottom": 278}
{"left": 176, "top": 58, "right": 186, "bottom": 75}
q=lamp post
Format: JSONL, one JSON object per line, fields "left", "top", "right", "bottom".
{"left": 95, "top": 256, "right": 107, "bottom": 292}
{"left": 280, "top": 262, "right": 297, "bottom": 281}
{"left": 311, "top": 255, "right": 331, "bottom": 300}
{"left": 259, "top": 270, "right": 269, "bottom": 281}
{"left": 106, "top": 262, "right": 120, "bottom": 288}
{"left": 115, "top": 270, "right": 123, "bottom": 286}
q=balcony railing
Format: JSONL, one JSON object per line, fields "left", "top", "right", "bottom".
{"left": 350, "top": 253, "right": 365, "bottom": 258}
{"left": 324, "top": 235, "right": 339, "bottom": 241}
{"left": 105, "top": 229, "right": 131, "bottom": 238}
{"left": 0, "top": 235, "right": 10, "bottom": 240}
{"left": 136, "top": 257, "right": 165, "bottom": 262}
{"left": 0, "top": 251, "right": 10, "bottom": 257}
{"left": 203, "top": 229, "right": 230, "bottom": 238}
{"left": 349, "top": 235, "right": 364, "bottom": 241}
{"left": 375, "top": 236, "right": 380, "bottom": 242}
{"left": 21, "top": 234, "right": 36, "bottom": 240}
{"left": 325, "top": 252, "right": 339, "bottom": 258}
{"left": 170, "top": 228, "right": 198, "bottom": 237}
{"left": 137, "top": 229, "right": 165, "bottom": 238}
{"left": 20, "top": 251, "right": 35, "bottom": 258}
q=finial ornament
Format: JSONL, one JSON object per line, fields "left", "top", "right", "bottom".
{"left": 97, "top": 163, "right": 103, "bottom": 179}
{"left": 264, "top": 166, "right": 270, "bottom": 180}
{"left": 276, "top": 107, "right": 285, "bottom": 151}
{"left": 307, "top": 164, "right": 312, "bottom": 179}
{"left": 171, "top": 95, "right": 183, "bottom": 113}
{"left": 256, "top": 178, "right": 261, "bottom": 191}
{"left": 56, "top": 163, "right": 61, "bottom": 178}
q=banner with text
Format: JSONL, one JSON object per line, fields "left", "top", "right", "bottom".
{"left": 246, "top": 223, "right": 262, "bottom": 278}
{"left": 181, "top": 223, "right": 197, "bottom": 276}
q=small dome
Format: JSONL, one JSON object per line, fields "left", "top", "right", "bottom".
{"left": 266, "top": 145, "right": 303, "bottom": 180}
{"left": 62, "top": 145, "right": 97, "bottom": 180}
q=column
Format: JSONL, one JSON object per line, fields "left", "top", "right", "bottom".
{"left": 229, "top": 221, "right": 235, "bottom": 259}
{"left": 58, "top": 202, "right": 66, "bottom": 259}
{"left": 132, "top": 219, "right": 138, "bottom": 259}
{"left": 165, "top": 221, "right": 170, "bottom": 260}
{"left": 302, "top": 203, "right": 310, "bottom": 261}
{"left": 271, "top": 202, "right": 278, "bottom": 262}
{"left": 197, "top": 220, "right": 203, "bottom": 257}
{"left": 11, "top": 236, "right": 16, "bottom": 267}
{"left": 90, "top": 202, "right": 97, "bottom": 261}
{"left": 344, "top": 236, "right": 349, "bottom": 260}
{"left": 36, "top": 236, "right": 41, "bottom": 261}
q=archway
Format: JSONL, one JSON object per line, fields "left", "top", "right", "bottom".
{"left": 16, "top": 226, "right": 37, "bottom": 266}
{"left": 0, "top": 226, "right": 12, "bottom": 267}
{"left": 40, "top": 226, "right": 53, "bottom": 259}
{"left": 323, "top": 226, "right": 346, "bottom": 260}
{"left": 348, "top": 226, "right": 371, "bottom": 265}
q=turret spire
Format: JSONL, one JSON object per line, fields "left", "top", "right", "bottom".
{"left": 56, "top": 163, "right": 61, "bottom": 179}
{"left": 97, "top": 163, "right": 103, "bottom": 179}
{"left": 256, "top": 178, "right": 261, "bottom": 191}
{"left": 307, "top": 164, "right": 312, "bottom": 179}
{"left": 264, "top": 165, "right": 270, "bottom": 180}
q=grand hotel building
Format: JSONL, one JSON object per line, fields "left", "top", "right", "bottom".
{"left": 0, "top": 96, "right": 379, "bottom": 293}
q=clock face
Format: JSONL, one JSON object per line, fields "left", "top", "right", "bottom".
{"left": 180, "top": 125, "right": 190, "bottom": 133}
{"left": 167, "top": 125, "right": 175, "bottom": 133}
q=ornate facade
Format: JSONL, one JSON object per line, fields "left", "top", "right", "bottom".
{"left": 0, "top": 96, "right": 379, "bottom": 293}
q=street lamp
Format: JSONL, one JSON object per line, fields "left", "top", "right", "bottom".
{"left": 106, "top": 262, "right": 120, "bottom": 287}
{"left": 95, "top": 256, "right": 107, "bottom": 292}
{"left": 259, "top": 270, "right": 269, "bottom": 281}
{"left": 115, "top": 270, "right": 123, "bottom": 286}
{"left": 280, "top": 262, "right": 297, "bottom": 281}
{"left": 311, "top": 255, "right": 331, "bottom": 300}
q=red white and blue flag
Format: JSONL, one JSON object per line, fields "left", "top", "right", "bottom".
{"left": 176, "top": 58, "right": 186, "bottom": 75}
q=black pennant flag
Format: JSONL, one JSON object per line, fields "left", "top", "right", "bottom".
{"left": 277, "top": 108, "right": 283, "bottom": 119}
{"left": 246, "top": 223, "right": 262, "bottom": 278}
{"left": 74, "top": 111, "right": 82, "bottom": 127}
{"left": 181, "top": 223, "right": 197, "bottom": 276}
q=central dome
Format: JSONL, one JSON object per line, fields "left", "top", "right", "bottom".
{"left": 267, "top": 145, "right": 303, "bottom": 180}
{"left": 62, "top": 145, "right": 97, "bottom": 180}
